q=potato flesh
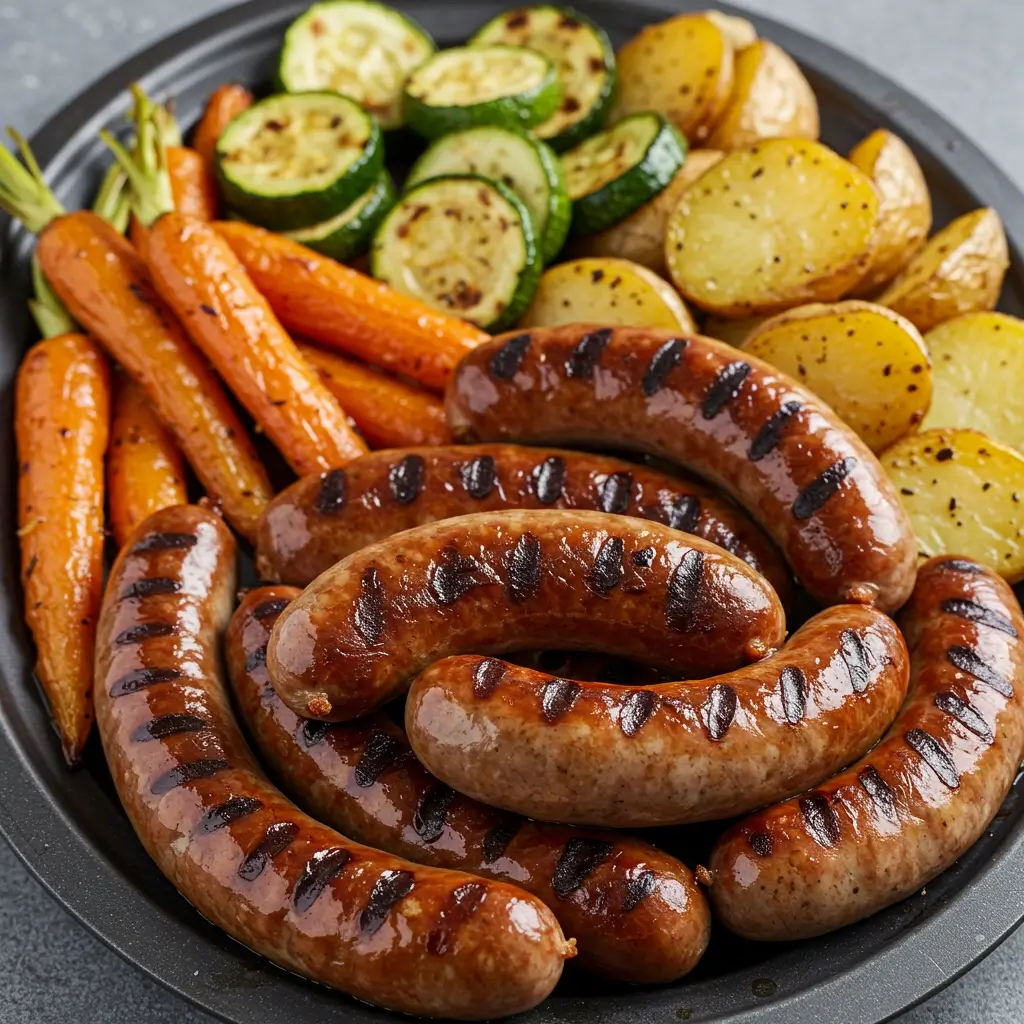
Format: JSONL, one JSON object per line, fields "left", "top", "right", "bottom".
{"left": 881, "top": 428, "right": 1024, "bottom": 581}
{"left": 922, "top": 312, "right": 1024, "bottom": 451}
{"left": 665, "top": 139, "right": 879, "bottom": 316}
{"left": 743, "top": 301, "right": 930, "bottom": 452}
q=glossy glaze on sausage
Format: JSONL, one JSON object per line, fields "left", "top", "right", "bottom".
{"left": 405, "top": 605, "right": 908, "bottom": 827}
{"left": 708, "top": 557, "right": 1024, "bottom": 940}
{"left": 94, "top": 506, "right": 572, "bottom": 1020}
{"left": 255, "top": 444, "right": 793, "bottom": 602}
{"left": 229, "top": 586, "right": 710, "bottom": 984}
{"left": 266, "top": 509, "right": 786, "bottom": 722}
{"left": 444, "top": 324, "right": 917, "bottom": 611}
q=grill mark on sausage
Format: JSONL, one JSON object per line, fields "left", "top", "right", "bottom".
{"left": 936, "top": 559, "right": 984, "bottom": 574}
{"left": 461, "top": 455, "right": 496, "bottom": 499}
{"left": 621, "top": 869, "right": 657, "bottom": 912}
{"left": 792, "top": 457, "right": 858, "bottom": 520}
{"left": 839, "top": 629, "right": 871, "bottom": 693}
{"left": 590, "top": 536, "right": 624, "bottom": 595}
{"left": 114, "top": 621, "right": 177, "bottom": 645}
{"left": 360, "top": 869, "right": 416, "bottom": 936}
{"left": 489, "top": 333, "right": 531, "bottom": 379}
{"left": 389, "top": 454, "right": 425, "bottom": 504}
{"left": 238, "top": 821, "right": 300, "bottom": 881}
{"left": 482, "top": 817, "right": 522, "bottom": 863}
{"left": 619, "top": 689, "right": 657, "bottom": 737}
{"left": 427, "top": 882, "right": 487, "bottom": 955}
{"left": 858, "top": 766, "right": 897, "bottom": 822}
{"left": 430, "top": 546, "right": 483, "bottom": 605}
{"left": 253, "top": 597, "right": 291, "bottom": 621}
{"left": 533, "top": 456, "right": 566, "bottom": 505}
{"left": 935, "top": 692, "right": 993, "bottom": 743}
{"left": 552, "top": 838, "right": 614, "bottom": 897}
{"left": 301, "top": 719, "right": 332, "bottom": 748}
{"left": 119, "top": 577, "right": 181, "bottom": 600}
{"left": 748, "top": 832, "right": 773, "bottom": 857}
{"left": 109, "top": 667, "right": 181, "bottom": 697}
{"left": 413, "top": 784, "right": 457, "bottom": 843}
{"left": 598, "top": 471, "right": 632, "bottom": 514}
{"left": 641, "top": 338, "right": 687, "bottom": 396}
{"left": 473, "top": 658, "right": 506, "bottom": 698}
{"left": 294, "top": 848, "right": 353, "bottom": 913}
{"left": 506, "top": 531, "right": 542, "bottom": 601}
{"left": 354, "top": 567, "right": 386, "bottom": 643}
{"left": 565, "top": 328, "right": 612, "bottom": 378}
{"left": 314, "top": 468, "right": 347, "bottom": 515}
{"left": 132, "top": 531, "right": 197, "bottom": 552}
{"left": 906, "top": 728, "right": 961, "bottom": 788}
{"left": 541, "top": 678, "right": 581, "bottom": 722}
{"left": 941, "top": 598, "right": 1018, "bottom": 638}
{"left": 633, "top": 546, "right": 656, "bottom": 567}
{"left": 947, "top": 645, "right": 1013, "bottom": 697}
{"left": 151, "top": 758, "right": 230, "bottom": 795}
{"left": 245, "top": 644, "right": 268, "bottom": 673}
{"left": 354, "top": 732, "right": 405, "bottom": 787}
{"left": 665, "top": 550, "right": 704, "bottom": 631}
{"left": 131, "top": 713, "right": 206, "bottom": 742}
{"left": 703, "top": 684, "right": 737, "bottom": 740}
{"left": 801, "top": 794, "right": 841, "bottom": 848}
{"left": 702, "top": 361, "right": 751, "bottom": 420}
{"left": 200, "top": 796, "right": 263, "bottom": 833}
{"left": 779, "top": 666, "right": 807, "bottom": 724}
{"left": 663, "top": 494, "right": 700, "bottom": 533}
{"left": 748, "top": 400, "right": 802, "bottom": 462}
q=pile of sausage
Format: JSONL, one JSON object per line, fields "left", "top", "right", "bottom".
{"left": 93, "top": 326, "right": 1024, "bottom": 1020}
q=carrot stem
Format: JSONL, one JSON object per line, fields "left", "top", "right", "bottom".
{"left": 0, "top": 128, "right": 65, "bottom": 233}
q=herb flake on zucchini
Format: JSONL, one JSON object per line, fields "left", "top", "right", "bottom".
{"left": 402, "top": 44, "right": 561, "bottom": 139}
{"left": 216, "top": 91, "right": 383, "bottom": 231}
{"left": 406, "top": 126, "right": 570, "bottom": 264}
{"left": 371, "top": 174, "right": 542, "bottom": 331}
{"left": 278, "top": 0, "right": 435, "bottom": 130}
{"left": 470, "top": 5, "right": 616, "bottom": 151}
{"left": 561, "top": 112, "right": 687, "bottom": 235}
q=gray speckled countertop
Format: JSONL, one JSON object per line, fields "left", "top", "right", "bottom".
{"left": 1, "top": 0, "right": 1023, "bottom": 1021}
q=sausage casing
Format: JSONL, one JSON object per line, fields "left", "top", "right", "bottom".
{"left": 94, "top": 506, "right": 571, "bottom": 1019}
{"left": 709, "top": 557, "right": 1024, "bottom": 940}
{"left": 445, "top": 324, "right": 917, "bottom": 610}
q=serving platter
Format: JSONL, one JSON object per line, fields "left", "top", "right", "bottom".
{"left": 1, "top": 1, "right": 1024, "bottom": 1021}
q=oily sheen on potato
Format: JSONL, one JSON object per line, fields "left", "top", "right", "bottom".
{"left": 665, "top": 139, "right": 880, "bottom": 316}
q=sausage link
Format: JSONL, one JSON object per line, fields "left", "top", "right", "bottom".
{"left": 444, "top": 324, "right": 916, "bottom": 611}
{"left": 229, "top": 586, "right": 710, "bottom": 983}
{"left": 406, "top": 605, "right": 908, "bottom": 827}
{"left": 256, "top": 443, "right": 793, "bottom": 604}
{"left": 267, "top": 509, "right": 786, "bottom": 722}
{"left": 94, "top": 506, "right": 571, "bottom": 1019}
{"left": 708, "top": 557, "right": 1024, "bottom": 940}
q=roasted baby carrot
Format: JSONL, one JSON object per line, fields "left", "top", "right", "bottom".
{"left": 298, "top": 342, "right": 452, "bottom": 448}
{"left": 107, "top": 372, "right": 188, "bottom": 547}
{"left": 16, "top": 333, "right": 110, "bottom": 763}
{"left": 215, "top": 222, "right": 489, "bottom": 392}
{"left": 192, "top": 83, "right": 253, "bottom": 169}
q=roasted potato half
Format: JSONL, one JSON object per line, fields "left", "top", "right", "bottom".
{"left": 702, "top": 314, "right": 767, "bottom": 348}
{"left": 707, "top": 40, "right": 820, "bottom": 151}
{"left": 570, "top": 150, "right": 724, "bottom": 275}
{"left": 848, "top": 130, "right": 932, "bottom": 295}
{"left": 921, "top": 312, "right": 1024, "bottom": 451}
{"left": 743, "top": 301, "right": 930, "bottom": 452}
{"left": 519, "top": 257, "right": 697, "bottom": 332}
{"left": 665, "top": 139, "right": 879, "bottom": 316}
{"left": 611, "top": 13, "right": 734, "bottom": 143}
{"left": 882, "top": 427, "right": 1024, "bottom": 581}
{"left": 879, "top": 207, "right": 1009, "bottom": 332}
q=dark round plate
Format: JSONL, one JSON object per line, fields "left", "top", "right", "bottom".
{"left": 2, "top": 2, "right": 1024, "bottom": 1022}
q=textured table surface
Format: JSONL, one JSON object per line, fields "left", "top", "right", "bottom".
{"left": 1, "top": 0, "right": 1023, "bottom": 1020}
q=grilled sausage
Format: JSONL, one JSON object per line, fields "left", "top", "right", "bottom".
{"left": 709, "top": 557, "right": 1024, "bottom": 940}
{"left": 255, "top": 443, "right": 793, "bottom": 604}
{"left": 94, "top": 505, "right": 572, "bottom": 1020}
{"left": 229, "top": 585, "right": 711, "bottom": 983}
{"left": 444, "top": 324, "right": 917, "bottom": 611}
{"left": 267, "top": 509, "right": 786, "bottom": 722}
{"left": 406, "top": 605, "right": 908, "bottom": 827}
